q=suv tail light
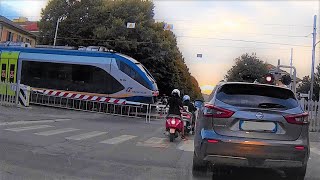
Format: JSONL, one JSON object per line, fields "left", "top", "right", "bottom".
{"left": 203, "top": 104, "right": 234, "bottom": 118}
{"left": 284, "top": 112, "right": 309, "bottom": 125}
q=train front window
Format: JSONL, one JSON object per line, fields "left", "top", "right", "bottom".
{"left": 136, "top": 63, "right": 156, "bottom": 83}
{"left": 116, "top": 59, "right": 151, "bottom": 90}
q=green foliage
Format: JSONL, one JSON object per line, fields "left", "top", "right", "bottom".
{"left": 297, "top": 64, "right": 320, "bottom": 100}
{"left": 225, "top": 53, "right": 269, "bottom": 83}
{"left": 38, "top": 0, "right": 202, "bottom": 100}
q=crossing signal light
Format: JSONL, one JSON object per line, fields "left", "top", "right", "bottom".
{"left": 265, "top": 74, "right": 275, "bottom": 84}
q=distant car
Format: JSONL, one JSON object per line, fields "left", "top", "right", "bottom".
{"left": 193, "top": 82, "right": 309, "bottom": 180}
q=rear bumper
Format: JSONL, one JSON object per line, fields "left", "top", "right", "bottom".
{"left": 197, "top": 130, "right": 309, "bottom": 168}
{"left": 204, "top": 154, "right": 303, "bottom": 168}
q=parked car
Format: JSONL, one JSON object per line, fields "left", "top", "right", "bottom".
{"left": 193, "top": 82, "right": 309, "bottom": 180}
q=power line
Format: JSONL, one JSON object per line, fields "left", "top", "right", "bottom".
{"left": 177, "top": 44, "right": 311, "bottom": 50}
{"left": 154, "top": 18, "right": 313, "bottom": 28}
{"left": 176, "top": 35, "right": 312, "bottom": 47}
{"left": 41, "top": 34, "right": 312, "bottom": 47}
{"left": 38, "top": 34, "right": 312, "bottom": 48}
{"left": 173, "top": 30, "right": 311, "bottom": 38}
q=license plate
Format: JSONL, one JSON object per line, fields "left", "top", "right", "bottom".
{"left": 170, "top": 128, "right": 175, "bottom": 133}
{"left": 240, "top": 121, "right": 277, "bottom": 132}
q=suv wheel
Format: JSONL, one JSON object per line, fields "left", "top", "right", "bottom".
{"left": 284, "top": 166, "right": 306, "bottom": 180}
{"left": 192, "top": 152, "right": 208, "bottom": 176}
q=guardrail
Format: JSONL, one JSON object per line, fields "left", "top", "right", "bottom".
{"left": 147, "top": 104, "right": 168, "bottom": 121}
{"left": 30, "top": 90, "right": 150, "bottom": 122}
{"left": 0, "top": 82, "right": 18, "bottom": 106}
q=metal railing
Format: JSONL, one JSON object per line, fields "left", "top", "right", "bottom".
{"left": 30, "top": 90, "right": 150, "bottom": 122}
{"left": 146, "top": 104, "right": 168, "bottom": 121}
{"left": 299, "top": 99, "right": 320, "bottom": 132}
{"left": 0, "top": 82, "right": 18, "bottom": 106}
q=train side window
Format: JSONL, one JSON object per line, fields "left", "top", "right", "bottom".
{"left": 21, "top": 61, "right": 124, "bottom": 94}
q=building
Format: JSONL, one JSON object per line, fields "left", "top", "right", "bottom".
{"left": 0, "top": 16, "right": 36, "bottom": 47}
{"left": 13, "top": 17, "right": 39, "bottom": 36}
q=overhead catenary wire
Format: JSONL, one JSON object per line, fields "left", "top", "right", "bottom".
{"left": 177, "top": 44, "right": 311, "bottom": 50}
{"left": 154, "top": 18, "right": 313, "bottom": 28}
{"left": 41, "top": 35, "right": 311, "bottom": 48}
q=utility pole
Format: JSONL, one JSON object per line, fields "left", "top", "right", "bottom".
{"left": 290, "top": 48, "right": 293, "bottom": 90}
{"left": 310, "top": 15, "right": 317, "bottom": 102}
{"left": 53, "top": 17, "right": 62, "bottom": 46}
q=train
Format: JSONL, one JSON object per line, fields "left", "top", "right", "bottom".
{"left": 0, "top": 46, "right": 159, "bottom": 103}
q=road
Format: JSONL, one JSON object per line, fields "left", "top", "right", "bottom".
{"left": 0, "top": 105, "right": 320, "bottom": 180}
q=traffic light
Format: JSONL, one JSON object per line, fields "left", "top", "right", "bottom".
{"left": 265, "top": 74, "right": 275, "bottom": 84}
{"left": 281, "top": 74, "right": 292, "bottom": 85}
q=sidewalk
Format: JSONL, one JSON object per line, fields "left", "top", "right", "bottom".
{"left": 310, "top": 131, "right": 320, "bottom": 142}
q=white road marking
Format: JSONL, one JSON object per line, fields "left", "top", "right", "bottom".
{"left": 65, "top": 131, "right": 107, "bottom": 140}
{"left": 0, "top": 119, "right": 71, "bottom": 126}
{"left": 137, "top": 137, "right": 169, "bottom": 148}
{"left": 35, "top": 128, "right": 80, "bottom": 136}
{"left": 5, "top": 125, "right": 53, "bottom": 132}
{"left": 100, "top": 135, "right": 137, "bottom": 144}
{"left": 177, "top": 140, "right": 194, "bottom": 152}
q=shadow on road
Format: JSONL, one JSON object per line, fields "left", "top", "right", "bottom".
{"left": 211, "top": 168, "right": 285, "bottom": 180}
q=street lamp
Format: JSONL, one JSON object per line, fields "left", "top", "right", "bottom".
{"left": 53, "top": 17, "right": 63, "bottom": 46}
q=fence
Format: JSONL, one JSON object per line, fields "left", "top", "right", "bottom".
{"left": 29, "top": 90, "right": 151, "bottom": 122}
{"left": 299, "top": 99, "right": 320, "bottom": 132}
{"left": 0, "top": 82, "right": 18, "bottom": 106}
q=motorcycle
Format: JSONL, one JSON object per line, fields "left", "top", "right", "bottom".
{"left": 181, "top": 106, "right": 194, "bottom": 135}
{"left": 165, "top": 115, "right": 183, "bottom": 142}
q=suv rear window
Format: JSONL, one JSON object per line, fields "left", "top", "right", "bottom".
{"left": 216, "top": 84, "right": 299, "bottom": 109}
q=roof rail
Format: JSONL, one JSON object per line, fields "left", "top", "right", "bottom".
{"left": 78, "top": 46, "right": 117, "bottom": 53}
{"left": 35, "top": 45, "right": 77, "bottom": 50}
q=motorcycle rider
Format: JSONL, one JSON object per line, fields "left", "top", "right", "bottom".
{"left": 182, "top": 95, "right": 197, "bottom": 131}
{"left": 166, "top": 89, "right": 186, "bottom": 139}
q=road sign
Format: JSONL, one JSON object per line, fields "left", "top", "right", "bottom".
{"left": 163, "top": 23, "right": 173, "bottom": 30}
{"left": 126, "top": 22, "right": 136, "bottom": 29}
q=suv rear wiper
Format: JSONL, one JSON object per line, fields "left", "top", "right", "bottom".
{"left": 258, "top": 103, "right": 286, "bottom": 109}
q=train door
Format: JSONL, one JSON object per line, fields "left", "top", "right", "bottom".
{"left": 0, "top": 51, "right": 19, "bottom": 96}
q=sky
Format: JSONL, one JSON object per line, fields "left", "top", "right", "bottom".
{"left": 0, "top": 0, "right": 319, "bottom": 94}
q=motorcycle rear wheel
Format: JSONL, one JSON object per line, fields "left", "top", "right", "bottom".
{"left": 169, "top": 133, "right": 175, "bottom": 142}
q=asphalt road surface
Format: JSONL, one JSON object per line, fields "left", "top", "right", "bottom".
{"left": 0, "top": 105, "right": 320, "bottom": 180}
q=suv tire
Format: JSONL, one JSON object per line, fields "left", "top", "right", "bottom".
{"left": 284, "top": 166, "right": 306, "bottom": 180}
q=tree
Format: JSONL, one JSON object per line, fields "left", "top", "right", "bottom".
{"left": 225, "top": 53, "right": 269, "bottom": 83}
{"left": 38, "top": 0, "right": 202, "bottom": 100}
{"left": 297, "top": 70, "right": 320, "bottom": 101}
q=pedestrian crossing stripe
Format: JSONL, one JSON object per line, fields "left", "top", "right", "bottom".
{"left": 5, "top": 125, "right": 53, "bottom": 132}
{"left": 65, "top": 131, "right": 107, "bottom": 140}
{"left": 100, "top": 135, "right": 136, "bottom": 144}
{"left": 35, "top": 128, "right": 80, "bottom": 136}
{"left": 0, "top": 119, "right": 72, "bottom": 126}
{"left": 136, "top": 137, "right": 169, "bottom": 148}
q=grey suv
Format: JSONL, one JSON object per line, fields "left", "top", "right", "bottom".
{"left": 193, "top": 82, "right": 309, "bottom": 179}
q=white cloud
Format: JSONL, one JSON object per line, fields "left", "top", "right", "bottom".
{"left": 154, "top": 1, "right": 317, "bottom": 86}
{"left": 1, "top": 0, "right": 47, "bottom": 21}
